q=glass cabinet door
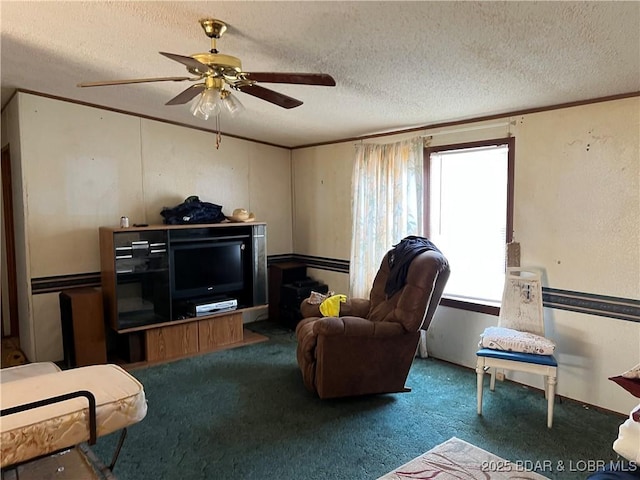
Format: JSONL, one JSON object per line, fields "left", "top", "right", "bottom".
{"left": 114, "top": 230, "right": 170, "bottom": 329}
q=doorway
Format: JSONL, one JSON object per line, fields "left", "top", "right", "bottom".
{"left": 1, "top": 144, "right": 19, "bottom": 340}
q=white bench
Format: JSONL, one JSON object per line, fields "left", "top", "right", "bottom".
{"left": 1, "top": 362, "right": 147, "bottom": 470}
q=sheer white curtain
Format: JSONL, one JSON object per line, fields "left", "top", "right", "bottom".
{"left": 349, "top": 138, "right": 424, "bottom": 298}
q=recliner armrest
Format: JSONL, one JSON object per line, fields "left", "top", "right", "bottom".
{"left": 300, "top": 299, "right": 323, "bottom": 318}
{"left": 313, "top": 316, "right": 405, "bottom": 337}
{"left": 341, "top": 299, "right": 371, "bottom": 318}
{"left": 300, "top": 298, "right": 371, "bottom": 319}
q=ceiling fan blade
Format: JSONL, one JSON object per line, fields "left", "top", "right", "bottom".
{"left": 236, "top": 84, "right": 303, "bottom": 109}
{"left": 78, "top": 76, "right": 191, "bottom": 87}
{"left": 235, "top": 85, "right": 302, "bottom": 108}
{"left": 165, "top": 84, "right": 206, "bottom": 105}
{"left": 244, "top": 72, "right": 336, "bottom": 86}
{"left": 159, "top": 51, "right": 213, "bottom": 75}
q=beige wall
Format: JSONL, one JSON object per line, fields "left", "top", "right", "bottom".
{"left": 291, "top": 98, "right": 640, "bottom": 414}
{"left": 1, "top": 140, "right": 8, "bottom": 335}
{"left": 4, "top": 91, "right": 639, "bottom": 414}
{"left": 507, "top": 99, "right": 639, "bottom": 412}
{"left": 1, "top": 98, "right": 34, "bottom": 358}
{"left": 7, "top": 92, "right": 292, "bottom": 361}
{"left": 514, "top": 100, "right": 639, "bottom": 298}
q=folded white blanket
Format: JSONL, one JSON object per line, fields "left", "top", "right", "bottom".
{"left": 613, "top": 404, "right": 640, "bottom": 463}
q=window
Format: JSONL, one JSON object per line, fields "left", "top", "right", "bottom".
{"left": 425, "top": 137, "right": 514, "bottom": 311}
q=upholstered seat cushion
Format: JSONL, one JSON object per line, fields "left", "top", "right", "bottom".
{"left": 479, "top": 326, "right": 556, "bottom": 355}
{"left": 0, "top": 361, "right": 61, "bottom": 383}
{"left": 476, "top": 348, "right": 557, "bottom": 366}
{"left": 1, "top": 363, "right": 147, "bottom": 468}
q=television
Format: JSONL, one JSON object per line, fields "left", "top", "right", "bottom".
{"left": 170, "top": 240, "right": 245, "bottom": 300}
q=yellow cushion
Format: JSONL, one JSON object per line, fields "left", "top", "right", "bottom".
{"left": 319, "top": 294, "right": 347, "bottom": 317}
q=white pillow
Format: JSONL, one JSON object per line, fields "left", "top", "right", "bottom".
{"left": 614, "top": 404, "right": 640, "bottom": 462}
{"left": 479, "top": 326, "right": 556, "bottom": 355}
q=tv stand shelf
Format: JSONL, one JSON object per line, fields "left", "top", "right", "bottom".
{"left": 115, "top": 305, "right": 265, "bottom": 334}
{"left": 145, "top": 310, "right": 243, "bottom": 363}
{"left": 99, "top": 222, "right": 268, "bottom": 363}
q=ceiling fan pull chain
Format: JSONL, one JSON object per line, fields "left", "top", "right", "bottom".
{"left": 215, "top": 115, "right": 222, "bottom": 149}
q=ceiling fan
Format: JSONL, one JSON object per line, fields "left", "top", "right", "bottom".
{"left": 78, "top": 18, "right": 336, "bottom": 118}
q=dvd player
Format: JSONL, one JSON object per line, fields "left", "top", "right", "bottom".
{"left": 189, "top": 298, "right": 238, "bottom": 316}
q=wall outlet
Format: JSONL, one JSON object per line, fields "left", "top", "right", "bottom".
{"left": 496, "top": 371, "right": 505, "bottom": 382}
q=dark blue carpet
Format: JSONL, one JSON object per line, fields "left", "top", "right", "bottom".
{"left": 94, "top": 321, "right": 624, "bottom": 480}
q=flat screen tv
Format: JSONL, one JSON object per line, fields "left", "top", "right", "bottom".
{"left": 170, "top": 240, "right": 245, "bottom": 300}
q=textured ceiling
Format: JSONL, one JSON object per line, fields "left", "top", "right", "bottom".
{"left": 1, "top": 1, "right": 639, "bottom": 148}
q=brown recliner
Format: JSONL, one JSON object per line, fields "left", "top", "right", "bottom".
{"left": 295, "top": 248, "right": 450, "bottom": 399}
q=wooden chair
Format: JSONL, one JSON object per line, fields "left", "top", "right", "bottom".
{"left": 476, "top": 268, "right": 558, "bottom": 428}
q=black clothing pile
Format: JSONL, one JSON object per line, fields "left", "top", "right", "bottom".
{"left": 160, "top": 196, "right": 226, "bottom": 225}
{"left": 385, "top": 235, "right": 441, "bottom": 298}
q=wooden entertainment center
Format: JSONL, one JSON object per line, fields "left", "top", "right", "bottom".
{"left": 99, "top": 222, "right": 267, "bottom": 364}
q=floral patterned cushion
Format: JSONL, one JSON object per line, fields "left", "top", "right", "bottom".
{"left": 1, "top": 363, "right": 147, "bottom": 468}
{"left": 479, "top": 326, "right": 556, "bottom": 355}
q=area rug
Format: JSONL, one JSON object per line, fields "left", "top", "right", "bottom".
{"left": 378, "top": 437, "right": 550, "bottom": 480}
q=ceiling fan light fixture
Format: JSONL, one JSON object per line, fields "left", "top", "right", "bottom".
{"left": 190, "top": 88, "right": 221, "bottom": 120}
{"left": 78, "top": 17, "right": 336, "bottom": 124}
{"left": 221, "top": 90, "right": 245, "bottom": 117}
